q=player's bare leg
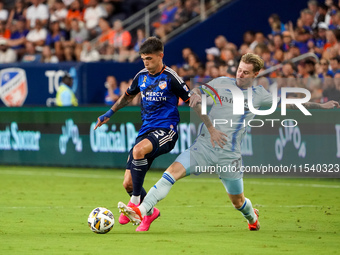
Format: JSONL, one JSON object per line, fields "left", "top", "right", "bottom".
{"left": 228, "top": 192, "right": 260, "bottom": 231}
{"left": 123, "top": 169, "right": 133, "bottom": 192}
{"left": 118, "top": 169, "right": 133, "bottom": 224}
{"left": 167, "top": 161, "right": 187, "bottom": 180}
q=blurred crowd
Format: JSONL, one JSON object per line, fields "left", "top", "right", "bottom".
{"left": 1, "top": 0, "right": 340, "bottom": 104}
{"left": 0, "top": 0, "right": 206, "bottom": 63}
{"left": 0, "top": 0, "right": 158, "bottom": 63}
{"left": 104, "top": 75, "right": 141, "bottom": 106}
{"left": 98, "top": 0, "right": 340, "bottom": 105}
{"left": 168, "top": 0, "right": 340, "bottom": 104}
{"left": 93, "top": 0, "right": 207, "bottom": 61}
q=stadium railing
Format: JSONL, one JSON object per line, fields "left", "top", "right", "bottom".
{"left": 257, "top": 52, "right": 319, "bottom": 78}
{"left": 164, "top": 0, "right": 233, "bottom": 42}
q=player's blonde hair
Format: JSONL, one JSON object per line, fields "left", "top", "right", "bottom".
{"left": 241, "top": 53, "right": 264, "bottom": 73}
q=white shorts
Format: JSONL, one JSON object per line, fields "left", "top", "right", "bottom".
{"left": 175, "top": 139, "right": 244, "bottom": 179}
{"left": 174, "top": 144, "right": 244, "bottom": 195}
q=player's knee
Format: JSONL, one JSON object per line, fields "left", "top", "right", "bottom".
{"left": 167, "top": 162, "right": 186, "bottom": 180}
{"left": 132, "top": 145, "right": 146, "bottom": 159}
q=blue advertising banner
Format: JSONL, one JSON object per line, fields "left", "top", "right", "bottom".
{"left": 0, "top": 62, "right": 82, "bottom": 106}
{"left": 0, "top": 62, "right": 142, "bottom": 106}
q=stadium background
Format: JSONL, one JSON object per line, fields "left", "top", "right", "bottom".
{"left": 0, "top": 0, "right": 312, "bottom": 105}
{"left": 1, "top": 1, "right": 340, "bottom": 254}
{"left": 1, "top": 0, "right": 338, "bottom": 173}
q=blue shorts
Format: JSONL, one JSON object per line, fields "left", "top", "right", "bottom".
{"left": 126, "top": 128, "right": 178, "bottom": 171}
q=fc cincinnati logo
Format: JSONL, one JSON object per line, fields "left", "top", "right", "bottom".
{"left": 0, "top": 68, "right": 28, "bottom": 107}
{"left": 158, "top": 81, "right": 167, "bottom": 90}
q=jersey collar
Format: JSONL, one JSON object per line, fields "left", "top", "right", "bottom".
{"left": 148, "top": 65, "right": 166, "bottom": 77}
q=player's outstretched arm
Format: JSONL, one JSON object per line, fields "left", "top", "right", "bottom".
{"left": 94, "top": 93, "right": 137, "bottom": 130}
{"left": 188, "top": 88, "right": 202, "bottom": 107}
{"left": 287, "top": 100, "right": 340, "bottom": 110}
{"left": 189, "top": 88, "right": 228, "bottom": 148}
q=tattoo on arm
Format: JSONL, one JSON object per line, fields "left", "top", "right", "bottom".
{"left": 112, "top": 93, "right": 136, "bottom": 112}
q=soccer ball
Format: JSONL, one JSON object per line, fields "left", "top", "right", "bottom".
{"left": 88, "top": 207, "right": 115, "bottom": 234}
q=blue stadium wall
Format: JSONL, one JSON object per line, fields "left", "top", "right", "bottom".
{"left": 0, "top": 62, "right": 143, "bottom": 106}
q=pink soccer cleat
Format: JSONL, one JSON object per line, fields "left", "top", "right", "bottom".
{"left": 118, "top": 201, "right": 143, "bottom": 225}
{"left": 248, "top": 208, "right": 260, "bottom": 231}
{"left": 118, "top": 201, "right": 138, "bottom": 225}
{"left": 136, "top": 207, "right": 161, "bottom": 232}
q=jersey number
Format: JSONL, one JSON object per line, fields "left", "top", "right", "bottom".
{"left": 231, "top": 157, "right": 242, "bottom": 171}
{"left": 153, "top": 130, "right": 166, "bottom": 138}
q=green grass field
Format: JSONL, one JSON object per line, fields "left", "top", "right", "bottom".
{"left": 1, "top": 166, "right": 339, "bottom": 255}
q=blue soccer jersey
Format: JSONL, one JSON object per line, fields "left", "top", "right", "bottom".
{"left": 126, "top": 65, "right": 190, "bottom": 136}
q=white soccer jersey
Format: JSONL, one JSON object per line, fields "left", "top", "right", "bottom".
{"left": 196, "top": 77, "right": 274, "bottom": 160}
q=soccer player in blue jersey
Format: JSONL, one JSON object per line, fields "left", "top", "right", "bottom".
{"left": 118, "top": 53, "right": 340, "bottom": 231}
{"left": 94, "top": 37, "right": 225, "bottom": 231}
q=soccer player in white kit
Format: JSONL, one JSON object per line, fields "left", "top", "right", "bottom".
{"left": 118, "top": 53, "right": 340, "bottom": 231}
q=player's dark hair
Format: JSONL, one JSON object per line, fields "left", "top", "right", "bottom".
{"left": 139, "top": 37, "right": 164, "bottom": 55}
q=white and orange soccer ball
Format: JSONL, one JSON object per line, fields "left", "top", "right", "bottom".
{"left": 88, "top": 207, "right": 114, "bottom": 234}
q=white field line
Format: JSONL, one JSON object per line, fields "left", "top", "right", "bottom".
{"left": 0, "top": 169, "right": 340, "bottom": 189}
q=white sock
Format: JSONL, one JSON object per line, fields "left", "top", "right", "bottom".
{"left": 236, "top": 198, "right": 256, "bottom": 224}
{"left": 139, "top": 204, "right": 147, "bottom": 217}
{"left": 130, "top": 195, "right": 140, "bottom": 205}
{"left": 140, "top": 171, "right": 176, "bottom": 215}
